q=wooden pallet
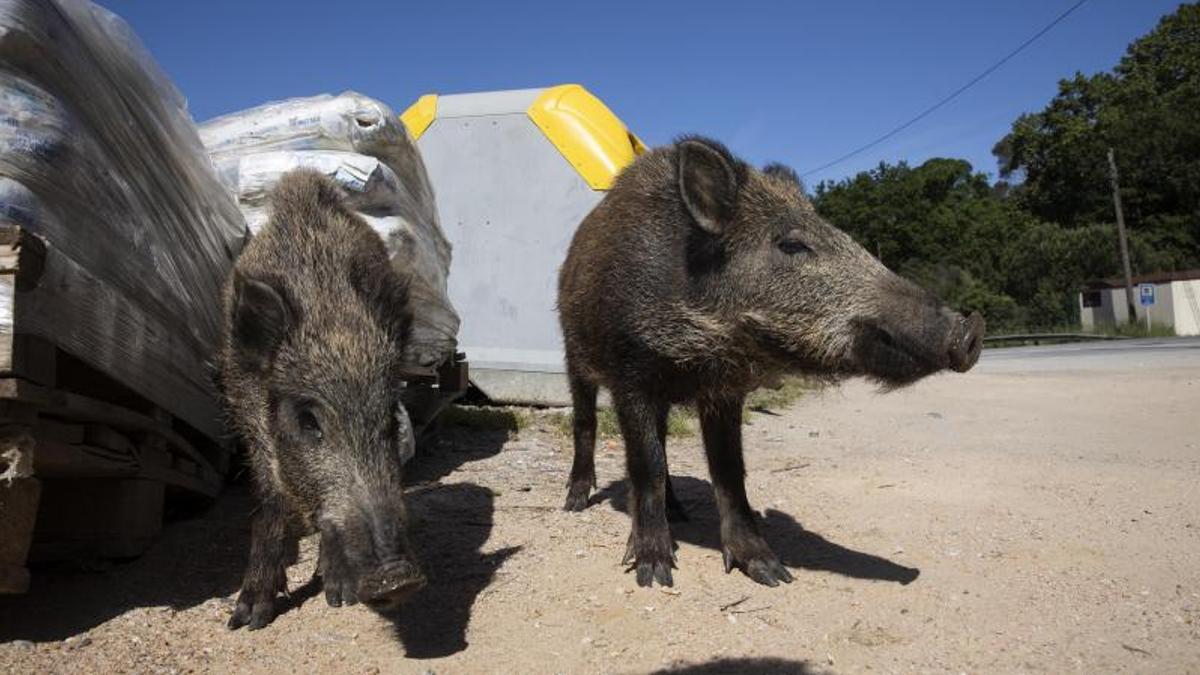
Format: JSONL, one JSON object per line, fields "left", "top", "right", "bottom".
{"left": 0, "top": 222, "right": 466, "bottom": 593}
{"left": 1, "top": 225, "right": 227, "bottom": 592}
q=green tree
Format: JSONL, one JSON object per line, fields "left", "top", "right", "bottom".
{"left": 812, "top": 4, "right": 1198, "bottom": 333}
{"left": 814, "top": 158, "right": 1035, "bottom": 330}
{"left": 995, "top": 3, "right": 1200, "bottom": 266}
{"left": 812, "top": 158, "right": 1169, "bottom": 331}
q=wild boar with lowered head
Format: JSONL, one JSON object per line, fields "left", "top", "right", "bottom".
{"left": 220, "top": 170, "right": 425, "bottom": 629}
{"left": 558, "top": 136, "right": 983, "bottom": 588}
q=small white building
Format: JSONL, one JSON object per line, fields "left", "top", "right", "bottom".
{"left": 1080, "top": 270, "right": 1200, "bottom": 335}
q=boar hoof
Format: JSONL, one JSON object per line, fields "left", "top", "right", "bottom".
{"left": 318, "top": 541, "right": 359, "bottom": 608}
{"left": 228, "top": 588, "right": 278, "bottom": 630}
{"left": 623, "top": 529, "right": 677, "bottom": 587}
{"left": 563, "top": 481, "right": 592, "bottom": 512}
{"left": 322, "top": 573, "right": 358, "bottom": 608}
{"left": 721, "top": 547, "right": 793, "bottom": 587}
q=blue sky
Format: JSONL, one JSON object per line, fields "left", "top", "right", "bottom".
{"left": 102, "top": 0, "right": 1182, "bottom": 187}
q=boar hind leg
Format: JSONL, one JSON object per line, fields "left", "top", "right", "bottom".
{"left": 699, "top": 395, "right": 793, "bottom": 587}
{"left": 229, "top": 496, "right": 292, "bottom": 630}
{"left": 616, "top": 389, "right": 676, "bottom": 587}
{"left": 564, "top": 371, "right": 599, "bottom": 511}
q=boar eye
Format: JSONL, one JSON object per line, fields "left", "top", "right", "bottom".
{"left": 297, "top": 409, "right": 323, "bottom": 440}
{"left": 777, "top": 233, "right": 812, "bottom": 256}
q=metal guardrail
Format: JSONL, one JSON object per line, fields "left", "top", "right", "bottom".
{"left": 984, "top": 332, "right": 1129, "bottom": 345}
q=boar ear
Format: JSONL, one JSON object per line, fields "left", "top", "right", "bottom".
{"left": 678, "top": 138, "right": 741, "bottom": 235}
{"left": 231, "top": 270, "right": 294, "bottom": 373}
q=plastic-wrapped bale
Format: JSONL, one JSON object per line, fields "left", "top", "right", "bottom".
{"left": 200, "top": 93, "right": 458, "bottom": 370}
{"left": 0, "top": 0, "right": 247, "bottom": 563}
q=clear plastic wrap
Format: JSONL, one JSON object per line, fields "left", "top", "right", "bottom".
{"left": 0, "top": 0, "right": 248, "bottom": 438}
{"left": 224, "top": 151, "right": 408, "bottom": 225}
{"left": 201, "top": 93, "right": 459, "bottom": 369}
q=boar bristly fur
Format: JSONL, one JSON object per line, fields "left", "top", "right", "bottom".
{"left": 559, "top": 137, "right": 983, "bottom": 588}
{"left": 220, "top": 170, "right": 424, "bottom": 630}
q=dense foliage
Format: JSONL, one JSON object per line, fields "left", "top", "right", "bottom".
{"left": 812, "top": 4, "right": 1199, "bottom": 331}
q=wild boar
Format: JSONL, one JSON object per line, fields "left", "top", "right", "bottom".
{"left": 558, "top": 137, "right": 983, "bottom": 588}
{"left": 220, "top": 170, "right": 425, "bottom": 629}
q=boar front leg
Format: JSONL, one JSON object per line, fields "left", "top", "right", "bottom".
{"left": 229, "top": 496, "right": 292, "bottom": 630}
{"left": 317, "top": 523, "right": 358, "bottom": 607}
{"left": 699, "top": 395, "right": 793, "bottom": 587}
{"left": 616, "top": 389, "right": 676, "bottom": 587}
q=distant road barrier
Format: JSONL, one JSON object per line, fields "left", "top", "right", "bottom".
{"left": 984, "top": 332, "right": 1129, "bottom": 346}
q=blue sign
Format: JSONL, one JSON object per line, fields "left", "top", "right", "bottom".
{"left": 1139, "top": 283, "right": 1155, "bottom": 306}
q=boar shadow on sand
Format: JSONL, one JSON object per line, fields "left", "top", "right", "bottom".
{"left": 385, "top": 426, "right": 520, "bottom": 658}
{"left": 598, "top": 476, "right": 918, "bottom": 584}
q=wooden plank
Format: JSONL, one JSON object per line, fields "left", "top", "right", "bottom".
{"left": 29, "top": 478, "right": 164, "bottom": 562}
{"left": 11, "top": 334, "right": 57, "bottom": 386}
{"left": 0, "top": 271, "right": 12, "bottom": 376}
{"left": 31, "top": 439, "right": 137, "bottom": 479}
{"left": 0, "top": 424, "right": 39, "bottom": 594}
{"left": 437, "top": 358, "right": 470, "bottom": 393}
{"left": 0, "top": 377, "right": 222, "bottom": 496}
{"left": 36, "top": 417, "right": 85, "bottom": 444}
{"left": 10, "top": 228, "right": 226, "bottom": 442}
{"left": 83, "top": 424, "right": 135, "bottom": 454}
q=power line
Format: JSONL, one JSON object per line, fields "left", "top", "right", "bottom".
{"left": 801, "top": 0, "right": 1091, "bottom": 178}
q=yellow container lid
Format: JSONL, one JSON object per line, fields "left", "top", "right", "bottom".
{"left": 399, "top": 84, "right": 645, "bottom": 190}
{"left": 526, "top": 84, "right": 645, "bottom": 190}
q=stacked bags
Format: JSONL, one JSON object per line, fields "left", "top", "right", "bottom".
{"left": 200, "top": 94, "right": 459, "bottom": 369}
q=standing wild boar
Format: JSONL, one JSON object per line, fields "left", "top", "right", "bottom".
{"left": 558, "top": 137, "right": 984, "bottom": 588}
{"left": 220, "top": 170, "right": 425, "bottom": 629}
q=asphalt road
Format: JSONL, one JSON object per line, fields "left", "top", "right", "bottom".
{"left": 978, "top": 336, "right": 1200, "bottom": 373}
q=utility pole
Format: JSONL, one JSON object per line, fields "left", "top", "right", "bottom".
{"left": 1107, "top": 147, "right": 1137, "bottom": 325}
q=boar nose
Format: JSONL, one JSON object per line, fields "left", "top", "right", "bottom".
{"left": 356, "top": 559, "right": 426, "bottom": 609}
{"left": 946, "top": 312, "right": 985, "bottom": 372}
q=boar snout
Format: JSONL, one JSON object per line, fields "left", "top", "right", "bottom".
{"left": 851, "top": 306, "right": 984, "bottom": 386}
{"left": 946, "top": 312, "right": 985, "bottom": 373}
{"left": 357, "top": 559, "right": 426, "bottom": 609}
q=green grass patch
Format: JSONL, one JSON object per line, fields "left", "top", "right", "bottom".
{"left": 983, "top": 321, "right": 1177, "bottom": 348}
{"left": 744, "top": 376, "right": 820, "bottom": 413}
{"left": 542, "top": 407, "right": 696, "bottom": 440}
{"left": 441, "top": 376, "right": 819, "bottom": 442}
{"left": 538, "top": 375, "right": 819, "bottom": 440}
{"left": 438, "top": 405, "right": 532, "bottom": 433}
{"left": 1099, "top": 322, "right": 1177, "bottom": 338}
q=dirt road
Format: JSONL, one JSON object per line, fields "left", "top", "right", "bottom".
{"left": 3, "top": 341, "right": 1198, "bottom": 673}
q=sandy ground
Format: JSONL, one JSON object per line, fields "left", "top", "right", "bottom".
{"left": 2, "top": 350, "right": 1199, "bottom": 674}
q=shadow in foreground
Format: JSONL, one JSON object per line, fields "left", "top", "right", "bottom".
{"left": 387, "top": 482, "right": 519, "bottom": 659}
{"left": 598, "top": 476, "right": 919, "bottom": 585}
{"left": 0, "top": 486, "right": 254, "bottom": 642}
{"left": 650, "top": 657, "right": 821, "bottom": 674}
{"left": 407, "top": 413, "right": 512, "bottom": 485}
{"left": 0, "top": 414, "right": 513, "bottom": 645}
